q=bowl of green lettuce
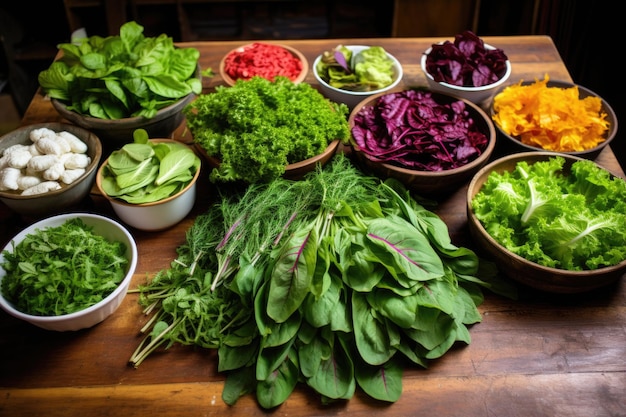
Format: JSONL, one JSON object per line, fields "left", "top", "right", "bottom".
{"left": 39, "top": 21, "right": 202, "bottom": 149}
{"left": 467, "top": 151, "right": 626, "bottom": 293}
{"left": 313, "top": 44, "right": 403, "bottom": 110}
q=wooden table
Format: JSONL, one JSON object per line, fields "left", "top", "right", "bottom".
{"left": 1, "top": 37, "right": 625, "bottom": 417}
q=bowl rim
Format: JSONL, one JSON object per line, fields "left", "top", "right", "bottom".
{"left": 95, "top": 139, "right": 201, "bottom": 208}
{"left": 219, "top": 42, "right": 309, "bottom": 86}
{"left": 313, "top": 45, "right": 404, "bottom": 96}
{"left": 466, "top": 151, "right": 626, "bottom": 275}
{"left": 348, "top": 87, "right": 496, "bottom": 177}
{"left": 421, "top": 43, "right": 511, "bottom": 92}
{"left": 489, "top": 79, "right": 618, "bottom": 156}
{"left": 0, "top": 123, "right": 102, "bottom": 201}
{"left": 0, "top": 212, "right": 138, "bottom": 322}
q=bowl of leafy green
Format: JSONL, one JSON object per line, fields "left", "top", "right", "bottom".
{"left": 95, "top": 130, "right": 201, "bottom": 231}
{"left": 313, "top": 44, "right": 403, "bottom": 110}
{"left": 467, "top": 152, "right": 626, "bottom": 293}
{"left": 349, "top": 87, "right": 496, "bottom": 197}
{"left": 421, "top": 31, "right": 511, "bottom": 106}
{"left": 0, "top": 213, "right": 138, "bottom": 331}
{"left": 40, "top": 21, "right": 202, "bottom": 148}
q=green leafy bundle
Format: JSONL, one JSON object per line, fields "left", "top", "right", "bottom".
{"left": 38, "top": 21, "right": 202, "bottom": 119}
{"left": 471, "top": 156, "right": 626, "bottom": 270}
{"left": 183, "top": 76, "right": 351, "bottom": 184}
{"left": 130, "top": 155, "right": 515, "bottom": 408}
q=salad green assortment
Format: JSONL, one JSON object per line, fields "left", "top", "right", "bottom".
{"left": 129, "top": 155, "right": 516, "bottom": 408}
{"left": 316, "top": 45, "right": 396, "bottom": 91}
{"left": 471, "top": 156, "right": 626, "bottom": 270}
{"left": 38, "top": 21, "right": 202, "bottom": 119}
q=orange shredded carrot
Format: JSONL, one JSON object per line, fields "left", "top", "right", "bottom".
{"left": 492, "top": 75, "right": 609, "bottom": 152}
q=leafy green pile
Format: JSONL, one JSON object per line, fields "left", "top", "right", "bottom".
{"left": 184, "top": 76, "right": 351, "bottom": 184}
{"left": 129, "top": 155, "right": 515, "bottom": 408}
{"left": 1, "top": 218, "right": 129, "bottom": 316}
{"left": 471, "top": 155, "right": 626, "bottom": 270}
{"left": 38, "top": 21, "right": 202, "bottom": 119}
{"left": 100, "top": 129, "right": 201, "bottom": 204}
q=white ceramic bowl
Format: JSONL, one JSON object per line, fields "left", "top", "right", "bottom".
{"left": 96, "top": 139, "right": 201, "bottom": 231}
{"left": 421, "top": 43, "right": 511, "bottom": 105}
{"left": 0, "top": 213, "right": 138, "bottom": 331}
{"left": 0, "top": 123, "right": 102, "bottom": 219}
{"left": 313, "top": 45, "right": 403, "bottom": 110}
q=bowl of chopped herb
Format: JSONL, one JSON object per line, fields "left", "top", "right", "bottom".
{"left": 467, "top": 152, "right": 626, "bottom": 293}
{"left": 421, "top": 31, "right": 511, "bottom": 106}
{"left": 0, "top": 213, "right": 138, "bottom": 331}
{"left": 349, "top": 87, "right": 496, "bottom": 197}
{"left": 95, "top": 131, "right": 202, "bottom": 231}
{"left": 489, "top": 77, "right": 617, "bottom": 160}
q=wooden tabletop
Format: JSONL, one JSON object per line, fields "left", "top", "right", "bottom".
{"left": 1, "top": 36, "right": 625, "bottom": 417}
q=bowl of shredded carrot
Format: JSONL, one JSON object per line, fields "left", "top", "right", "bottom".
{"left": 490, "top": 76, "right": 617, "bottom": 160}
{"left": 219, "top": 42, "right": 308, "bottom": 86}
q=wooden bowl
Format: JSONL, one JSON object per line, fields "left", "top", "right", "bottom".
{"left": 489, "top": 80, "right": 617, "bottom": 160}
{"left": 195, "top": 139, "right": 340, "bottom": 181}
{"left": 348, "top": 88, "right": 496, "bottom": 197}
{"left": 0, "top": 123, "right": 102, "bottom": 219}
{"left": 466, "top": 151, "right": 626, "bottom": 293}
{"left": 219, "top": 42, "right": 308, "bottom": 86}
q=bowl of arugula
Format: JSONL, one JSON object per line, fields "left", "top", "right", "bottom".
{"left": 421, "top": 30, "right": 511, "bottom": 106}
{"left": 313, "top": 44, "right": 403, "bottom": 110}
{"left": 95, "top": 130, "right": 201, "bottom": 231}
{"left": 349, "top": 87, "right": 496, "bottom": 197}
{"left": 467, "top": 152, "right": 626, "bottom": 293}
{"left": 0, "top": 213, "right": 138, "bottom": 331}
{"left": 40, "top": 21, "right": 202, "bottom": 148}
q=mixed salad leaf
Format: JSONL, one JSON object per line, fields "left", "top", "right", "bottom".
{"left": 351, "top": 89, "right": 490, "bottom": 171}
{"left": 129, "top": 155, "right": 517, "bottom": 408}
{"left": 38, "top": 21, "right": 202, "bottom": 119}
{"left": 424, "top": 30, "right": 508, "bottom": 87}
{"left": 316, "top": 45, "right": 396, "bottom": 91}
{"left": 471, "top": 155, "right": 626, "bottom": 270}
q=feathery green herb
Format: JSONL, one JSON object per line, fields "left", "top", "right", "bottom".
{"left": 129, "top": 155, "right": 516, "bottom": 408}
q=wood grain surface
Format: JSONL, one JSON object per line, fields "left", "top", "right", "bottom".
{"left": 1, "top": 36, "right": 624, "bottom": 417}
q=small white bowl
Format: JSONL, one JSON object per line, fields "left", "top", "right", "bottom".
{"left": 421, "top": 43, "right": 511, "bottom": 105}
{"left": 0, "top": 213, "right": 138, "bottom": 331}
{"left": 313, "top": 45, "right": 403, "bottom": 110}
{"left": 96, "top": 139, "right": 201, "bottom": 231}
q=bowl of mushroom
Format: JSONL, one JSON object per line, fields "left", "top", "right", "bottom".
{"left": 0, "top": 123, "right": 102, "bottom": 218}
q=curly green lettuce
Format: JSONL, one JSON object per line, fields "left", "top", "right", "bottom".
{"left": 471, "top": 156, "right": 626, "bottom": 270}
{"left": 184, "top": 76, "right": 350, "bottom": 184}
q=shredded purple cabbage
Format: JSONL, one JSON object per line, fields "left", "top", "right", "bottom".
{"left": 351, "top": 89, "right": 489, "bottom": 171}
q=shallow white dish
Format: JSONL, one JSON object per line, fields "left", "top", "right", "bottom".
{"left": 0, "top": 213, "right": 138, "bottom": 331}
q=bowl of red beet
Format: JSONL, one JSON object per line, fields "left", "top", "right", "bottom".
{"left": 420, "top": 31, "right": 511, "bottom": 106}
{"left": 219, "top": 42, "right": 308, "bottom": 86}
{"left": 348, "top": 87, "right": 496, "bottom": 197}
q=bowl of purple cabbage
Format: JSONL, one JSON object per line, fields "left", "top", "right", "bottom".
{"left": 421, "top": 31, "right": 511, "bottom": 106}
{"left": 313, "top": 44, "right": 403, "bottom": 110}
{"left": 467, "top": 151, "right": 626, "bottom": 293}
{"left": 349, "top": 87, "right": 496, "bottom": 197}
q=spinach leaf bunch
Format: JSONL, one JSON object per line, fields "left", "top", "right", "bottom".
{"left": 184, "top": 76, "right": 351, "bottom": 184}
{"left": 38, "top": 21, "right": 202, "bottom": 119}
{"left": 130, "top": 154, "right": 516, "bottom": 408}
